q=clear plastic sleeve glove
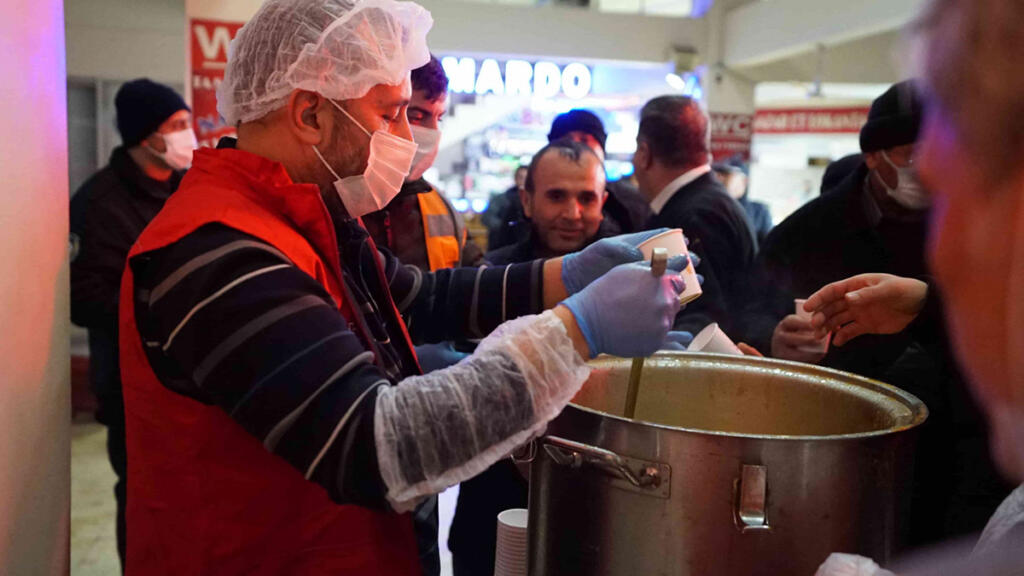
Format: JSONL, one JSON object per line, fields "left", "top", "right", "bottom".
{"left": 660, "top": 331, "right": 694, "bottom": 351}
{"left": 560, "top": 229, "right": 664, "bottom": 294}
{"left": 561, "top": 261, "right": 686, "bottom": 358}
{"left": 815, "top": 553, "right": 896, "bottom": 576}
{"left": 375, "top": 310, "right": 590, "bottom": 512}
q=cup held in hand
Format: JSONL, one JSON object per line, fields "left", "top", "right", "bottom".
{"left": 794, "top": 298, "right": 830, "bottom": 354}
{"left": 637, "top": 229, "right": 703, "bottom": 305}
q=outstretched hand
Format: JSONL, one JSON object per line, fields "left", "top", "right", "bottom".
{"left": 803, "top": 273, "right": 928, "bottom": 347}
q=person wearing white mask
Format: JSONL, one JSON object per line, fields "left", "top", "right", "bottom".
{"left": 115, "top": 2, "right": 693, "bottom": 575}
{"left": 68, "top": 77, "right": 194, "bottom": 571}
{"left": 362, "top": 54, "right": 483, "bottom": 275}
{"left": 736, "top": 80, "right": 1013, "bottom": 548}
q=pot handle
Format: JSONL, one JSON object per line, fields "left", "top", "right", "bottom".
{"left": 538, "top": 435, "right": 669, "bottom": 496}
{"left": 734, "top": 464, "right": 771, "bottom": 533}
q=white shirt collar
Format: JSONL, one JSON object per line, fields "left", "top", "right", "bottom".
{"left": 649, "top": 164, "right": 712, "bottom": 215}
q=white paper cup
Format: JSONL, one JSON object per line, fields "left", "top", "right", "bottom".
{"left": 689, "top": 323, "right": 743, "bottom": 355}
{"left": 794, "top": 299, "right": 829, "bottom": 354}
{"left": 637, "top": 229, "right": 703, "bottom": 305}
{"left": 494, "top": 509, "right": 528, "bottom": 576}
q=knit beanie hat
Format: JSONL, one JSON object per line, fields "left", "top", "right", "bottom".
{"left": 859, "top": 80, "right": 923, "bottom": 153}
{"left": 115, "top": 79, "right": 190, "bottom": 147}
{"left": 548, "top": 109, "right": 608, "bottom": 150}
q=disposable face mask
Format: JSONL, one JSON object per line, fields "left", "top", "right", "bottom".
{"left": 313, "top": 99, "right": 418, "bottom": 219}
{"left": 879, "top": 151, "right": 932, "bottom": 210}
{"left": 151, "top": 128, "right": 197, "bottom": 170}
{"left": 408, "top": 125, "right": 441, "bottom": 181}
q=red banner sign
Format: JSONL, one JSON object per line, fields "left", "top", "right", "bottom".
{"left": 189, "top": 18, "right": 244, "bottom": 149}
{"left": 753, "top": 107, "right": 870, "bottom": 135}
{"left": 710, "top": 113, "right": 753, "bottom": 162}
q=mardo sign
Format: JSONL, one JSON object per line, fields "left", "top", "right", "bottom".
{"left": 441, "top": 56, "right": 592, "bottom": 100}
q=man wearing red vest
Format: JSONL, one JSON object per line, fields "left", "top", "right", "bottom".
{"left": 118, "top": 1, "right": 693, "bottom": 574}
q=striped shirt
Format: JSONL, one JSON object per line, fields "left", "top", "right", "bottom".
{"left": 129, "top": 220, "right": 544, "bottom": 509}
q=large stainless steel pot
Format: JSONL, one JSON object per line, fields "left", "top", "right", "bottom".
{"left": 527, "top": 352, "right": 927, "bottom": 576}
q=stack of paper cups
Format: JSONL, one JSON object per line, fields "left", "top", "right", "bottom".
{"left": 494, "top": 508, "right": 528, "bottom": 576}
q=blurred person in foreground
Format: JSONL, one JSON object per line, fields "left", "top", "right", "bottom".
{"left": 739, "top": 80, "right": 1011, "bottom": 547}
{"left": 634, "top": 95, "right": 758, "bottom": 336}
{"left": 115, "top": 0, "right": 693, "bottom": 573}
{"left": 712, "top": 158, "right": 772, "bottom": 244}
{"left": 69, "top": 78, "right": 194, "bottom": 571}
{"left": 811, "top": 0, "right": 1024, "bottom": 573}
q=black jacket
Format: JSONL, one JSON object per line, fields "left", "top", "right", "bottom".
{"left": 485, "top": 219, "right": 616, "bottom": 265}
{"left": 70, "top": 147, "right": 180, "bottom": 411}
{"left": 736, "top": 165, "right": 1012, "bottom": 544}
{"left": 737, "top": 164, "right": 930, "bottom": 371}
{"left": 603, "top": 179, "right": 651, "bottom": 235}
{"left": 648, "top": 171, "right": 758, "bottom": 336}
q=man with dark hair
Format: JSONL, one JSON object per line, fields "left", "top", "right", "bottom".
{"left": 738, "top": 80, "right": 1012, "bottom": 546}
{"left": 486, "top": 140, "right": 608, "bottom": 264}
{"left": 547, "top": 109, "right": 650, "bottom": 234}
{"left": 69, "top": 77, "right": 195, "bottom": 571}
{"left": 634, "top": 95, "right": 757, "bottom": 335}
{"left": 362, "top": 54, "right": 483, "bottom": 274}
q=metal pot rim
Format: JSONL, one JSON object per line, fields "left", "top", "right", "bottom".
{"left": 573, "top": 352, "right": 929, "bottom": 441}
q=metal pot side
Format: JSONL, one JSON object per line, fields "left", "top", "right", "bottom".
{"left": 528, "top": 352, "right": 927, "bottom": 576}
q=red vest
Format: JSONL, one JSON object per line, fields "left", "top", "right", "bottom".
{"left": 118, "top": 148, "right": 421, "bottom": 576}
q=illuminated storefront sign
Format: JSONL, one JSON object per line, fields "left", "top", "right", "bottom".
{"left": 441, "top": 56, "right": 593, "bottom": 99}
{"left": 753, "top": 107, "right": 869, "bottom": 134}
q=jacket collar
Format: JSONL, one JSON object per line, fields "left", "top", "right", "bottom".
{"left": 110, "top": 146, "right": 181, "bottom": 200}
{"left": 649, "top": 164, "right": 712, "bottom": 215}
{"left": 192, "top": 142, "right": 343, "bottom": 282}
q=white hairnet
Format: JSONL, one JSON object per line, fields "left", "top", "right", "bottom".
{"left": 374, "top": 310, "right": 591, "bottom": 512}
{"left": 217, "top": 0, "right": 433, "bottom": 125}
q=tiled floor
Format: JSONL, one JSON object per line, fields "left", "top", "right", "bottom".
{"left": 70, "top": 417, "right": 459, "bottom": 575}
{"left": 70, "top": 417, "right": 120, "bottom": 575}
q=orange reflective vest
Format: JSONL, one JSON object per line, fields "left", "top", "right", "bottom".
{"left": 118, "top": 147, "right": 421, "bottom": 576}
{"left": 416, "top": 188, "right": 465, "bottom": 271}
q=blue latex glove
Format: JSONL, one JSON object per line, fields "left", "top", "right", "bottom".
{"left": 415, "top": 342, "right": 470, "bottom": 373}
{"left": 660, "top": 331, "right": 694, "bottom": 351}
{"left": 561, "top": 261, "right": 686, "bottom": 358}
{"left": 562, "top": 229, "right": 701, "bottom": 295}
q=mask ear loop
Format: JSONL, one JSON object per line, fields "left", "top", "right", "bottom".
{"left": 312, "top": 145, "right": 342, "bottom": 181}
{"left": 327, "top": 98, "right": 371, "bottom": 138}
